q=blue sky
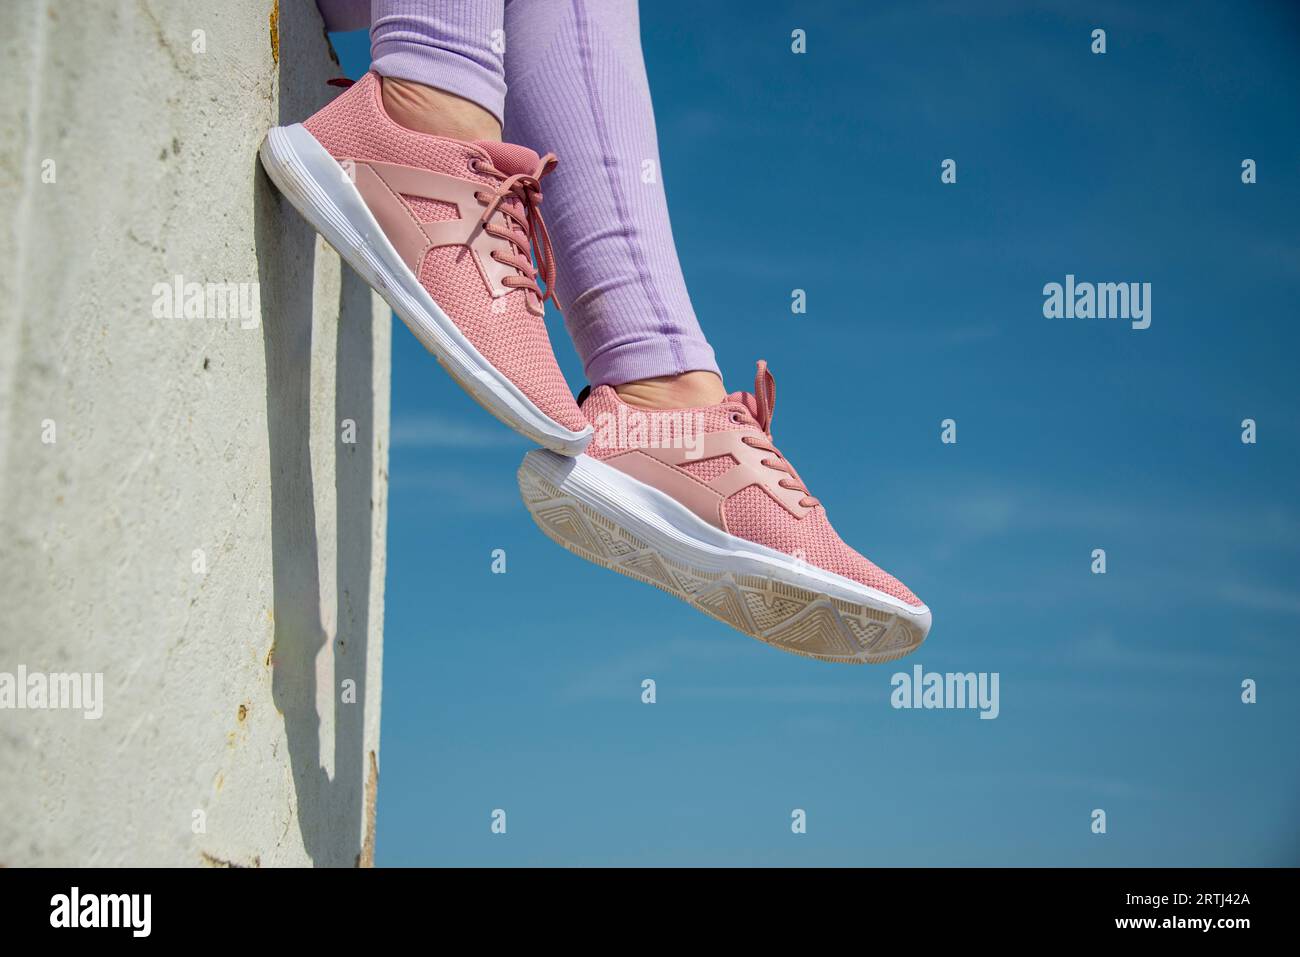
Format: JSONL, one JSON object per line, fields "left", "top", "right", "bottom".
{"left": 329, "top": 0, "right": 1300, "bottom": 866}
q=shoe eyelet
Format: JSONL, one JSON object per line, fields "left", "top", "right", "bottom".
{"left": 729, "top": 411, "right": 745, "bottom": 424}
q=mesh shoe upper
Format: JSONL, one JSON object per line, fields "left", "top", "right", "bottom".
{"left": 580, "top": 362, "right": 923, "bottom": 607}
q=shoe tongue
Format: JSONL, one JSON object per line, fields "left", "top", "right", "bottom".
{"left": 727, "top": 391, "right": 762, "bottom": 422}
{"left": 472, "top": 140, "right": 541, "bottom": 176}
{"left": 728, "top": 361, "right": 776, "bottom": 432}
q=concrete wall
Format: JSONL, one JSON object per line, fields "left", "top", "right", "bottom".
{"left": 0, "top": 1, "right": 389, "bottom": 866}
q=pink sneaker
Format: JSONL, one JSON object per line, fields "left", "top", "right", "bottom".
{"left": 259, "top": 72, "right": 591, "bottom": 455}
{"left": 517, "top": 361, "right": 931, "bottom": 663}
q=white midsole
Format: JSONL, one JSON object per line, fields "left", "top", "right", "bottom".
{"left": 258, "top": 124, "right": 591, "bottom": 456}
{"left": 521, "top": 449, "right": 932, "bottom": 631}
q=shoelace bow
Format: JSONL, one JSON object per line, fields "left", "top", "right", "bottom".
{"left": 730, "top": 360, "right": 820, "bottom": 508}
{"left": 473, "top": 155, "right": 560, "bottom": 307}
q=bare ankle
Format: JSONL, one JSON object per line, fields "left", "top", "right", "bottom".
{"left": 613, "top": 371, "right": 727, "bottom": 410}
{"left": 379, "top": 75, "right": 502, "bottom": 142}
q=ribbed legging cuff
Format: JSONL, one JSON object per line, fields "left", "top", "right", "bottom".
{"left": 584, "top": 333, "right": 719, "bottom": 389}
{"left": 370, "top": 1, "right": 506, "bottom": 123}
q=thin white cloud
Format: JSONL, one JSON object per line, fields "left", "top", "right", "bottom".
{"left": 390, "top": 413, "right": 526, "bottom": 450}
{"left": 389, "top": 469, "right": 520, "bottom": 514}
{"left": 1216, "top": 583, "right": 1300, "bottom": 617}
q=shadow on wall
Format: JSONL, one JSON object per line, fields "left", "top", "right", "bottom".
{"left": 253, "top": 1, "right": 375, "bottom": 867}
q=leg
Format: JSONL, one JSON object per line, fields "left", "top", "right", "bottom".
{"left": 502, "top": 0, "right": 724, "bottom": 407}
{"left": 264, "top": 1, "right": 594, "bottom": 453}
{"left": 316, "top": 0, "right": 370, "bottom": 32}
{"left": 315, "top": 0, "right": 504, "bottom": 139}
{"left": 369, "top": 0, "right": 504, "bottom": 140}
{"left": 503, "top": 4, "right": 930, "bottom": 661}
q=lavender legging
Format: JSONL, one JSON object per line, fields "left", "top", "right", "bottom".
{"left": 315, "top": 0, "right": 719, "bottom": 388}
